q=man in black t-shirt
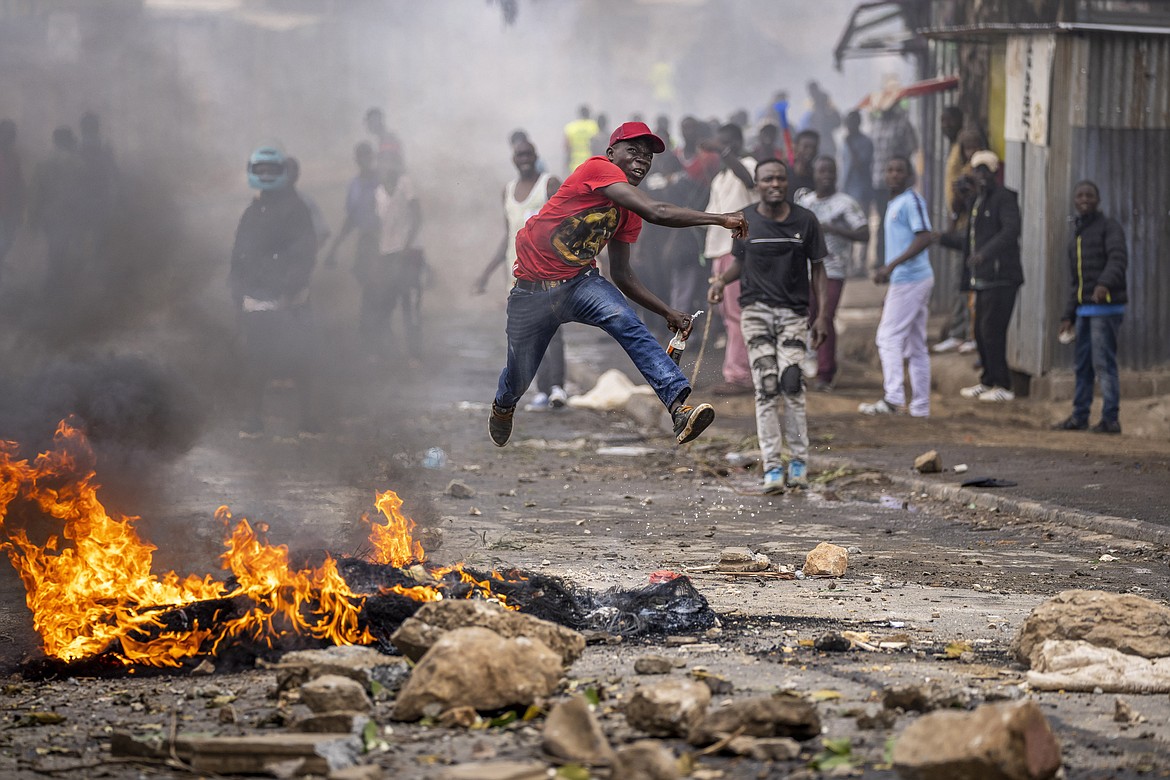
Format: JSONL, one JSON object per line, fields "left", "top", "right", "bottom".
{"left": 707, "top": 158, "right": 828, "bottom": 494}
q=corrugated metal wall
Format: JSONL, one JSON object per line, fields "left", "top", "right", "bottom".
{"left": 1062, "top": 34, "right": 1170, "bottom": 371}
{"left": 925, "top": 39, "right": 964, "bottom": 317}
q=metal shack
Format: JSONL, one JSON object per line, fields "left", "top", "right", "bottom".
{"left": 920, "top": 0, "right": 1170, "bottom": 397}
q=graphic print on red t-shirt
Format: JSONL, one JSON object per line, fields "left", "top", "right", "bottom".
{"left": 513, "top": 157, "right": 643, "bottom": 281}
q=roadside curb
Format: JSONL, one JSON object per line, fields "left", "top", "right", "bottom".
{"left": 821, "top": 455, "right": 1170, "bottom": 547}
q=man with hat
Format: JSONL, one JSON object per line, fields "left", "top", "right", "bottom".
{"left": 489, "top": 121, "right": 748, "bottom": 448}
{"left": 940, "top": 149, "right": 1023, "bottom": 402}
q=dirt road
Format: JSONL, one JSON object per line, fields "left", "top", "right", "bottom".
{"left": 1, "top": 299, "right": 1168, "bottom": 779}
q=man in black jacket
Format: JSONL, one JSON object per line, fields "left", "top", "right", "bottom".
{"left": 229, "top": 146, "right": 319, "bottom": 438}
{"left": 939, "top": 150, "right": 1022, "bottom": 402}
{"left": 1053, "top": 180, "right": 1128, "bottom": 433}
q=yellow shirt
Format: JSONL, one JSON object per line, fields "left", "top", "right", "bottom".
{"left": 564, "top": 118, "right": 600, "bottom": 172}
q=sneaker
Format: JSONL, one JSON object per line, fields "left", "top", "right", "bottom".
{"left": 932, "top": 337, "right": 963, "bottom": 353}
{"left": 1091, "top": 419, "right": 1122, "bottom": 434}
{"left": 801, "top": 351, "right": 818, "bottom": 379}
{"left": 787, "top": 460, "right": 808, "bottom": 489}
{"left": 958, "top": 340, "right": 978, "bottom": 353}
{"left": 858, "top": 398, "right": 902, "bottom": 415}
{"left": 548, "top": 385, "right": 568, "bottom": 408}
{"left": 763, "top": 467, "right": 785, "bottom": 495}
{"left": 960, "top": 383, "right": 991, "bottom": 398}
{"left": 672, "top": 402, "right": 715, "bottom": 445}
{"left": 1052, "top": 415, "right": 1088, "bottom": 431}
{"left": 812, "top": 380, "right": 834, "bottom": 393}
{"left": 524, "top": 392, "right": 549, "bottom": 412}
{"left": 978, "top": 387, "right": 1016, "bottom": 402}
{"left": 489, "top": 402, "right": 515, "bottom": 447}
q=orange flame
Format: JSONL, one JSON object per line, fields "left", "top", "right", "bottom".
{"left": 366, "top": 489, "right": 425, "bottom": 567}
{"left": 0, "top": 422, "right": 522, "bottom": 667}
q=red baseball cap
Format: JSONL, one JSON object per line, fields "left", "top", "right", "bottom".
{"left": 608, "top": 121, "right": 666, "bottom": 154}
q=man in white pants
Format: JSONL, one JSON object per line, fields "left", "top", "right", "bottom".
{"left": 859, "top": 156, "right": 934, "bottom": 417}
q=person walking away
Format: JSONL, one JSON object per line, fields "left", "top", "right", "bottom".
{"left": 489, "top": 121, "right": 747, "bottom": 447}
{"left": 859, "top": 157, "right": 933, "bottom": 417}
{"left": 323, "top": 142, "right": 380, "bottom": 276}
{"left": 707, "top": 158, "right": 828, "bottom": 494}
{"left": 229, "top": 146, "right": 319, "bottom": 437}
{"left": 798, "top": 156, "right": 868, "bottom": 391}
{"left": 364, "top": 156, "right": 422, "bottom": 365}
{"left": 1053, "top": 180, "right": 1128, "bottom": 434}
{"left": 703, "top": 123, "right": 756, "bottom": 396}
{"left": 563, "top": 105, "right": 600, "bottom": 174}
{"left": 939, "top": 150, "right": 1022, "bottom": 403}
{"left": 474, "top": 140, "right": 567, "bottom": 409}
{"left": 0, "top": 120, "right": 24, "bottom": 284}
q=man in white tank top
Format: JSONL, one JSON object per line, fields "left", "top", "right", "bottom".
{"left": 474, "top": 140, "right": 567, "bottom": 409}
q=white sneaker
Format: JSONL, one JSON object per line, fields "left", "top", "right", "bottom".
{"left": 932, "top": 337, "right": 963, "bottom": 353}
{"left": 858, "top": 398, "right": 902, "bottom": 415}
{"left": 957, "top": 340, "right": 978, "bottom": 353}
{"left": 960, "top": 383, "right": 990, "bottom": 399}
{"left": 548, "top": 385, "right": 568, "bottom": 408}
{"left": 524, "top": 392, "right": 550, "bottom": 411}
{"left": 801, "top": 351, "right": 818, "bottom": 379}
{"left": 979, "top": 387, "right": 1016, "bottom": 402}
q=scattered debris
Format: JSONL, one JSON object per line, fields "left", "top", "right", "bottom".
{"left": 892, "top": 700, "right": 1062, "bottom": 780}
{"left": 814, "top": 632, "right": 851, "bottom": 652}
{"left": 300, "top": 675, "right": 372, "bottom": 715}
{"left": 273, "top": 645, "right": 410, "bottom": 694}
{"left": 444, "top": 480, "right": 476, "bottom": 499}
{"left": 111, "top": 732, "right": 362, "bottom": 777}
{"left": 882, "top": 682, "right": 973, "bottom": 713}
{"left": 914, "top": 450, "right": 942, "bottom": 474}
{"left": 438, "top": 760, "right": 549, "bottom": 780}
{"left": 1011, "top": 589, "right": 1170, "bottom": 686}
{"left": 953, "top": 463, "right": 969, "bottom": 474}
{"left": 542, "top": 696, "right": 615, "bottom": 766}
{"left": 1113, "top": 697, "right": 1145, "bottom": 724}
{"left": 803, "top": 542, "right": 848, "bottom": 577}
{"left": 688, "top": 693, "right": 822, "bottom": 746}
{"left": 392, "top": 627, "right": 564, "bottom": 721}
{"left": 611, "top": 740, "right": 682, "bottom": 780}
{"left": 716, "top": 547, "right": 772, "bottom": 573}
{"left": 1025, "top": 639, "right": 1170, "bottom": 692}
{"left": 625, "top": 678, "right": 712, "bottom": 738}
{"left": 634, "top": 655, "right": 675, "bottom": 675}
{"left": 391, "top": 600, "right": 585, "bottom": 666}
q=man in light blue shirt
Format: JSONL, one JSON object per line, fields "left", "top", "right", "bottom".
{"left": 859, "top": 156, "right": 934, "bottom": 417}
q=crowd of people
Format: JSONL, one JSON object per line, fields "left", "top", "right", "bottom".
{"left": 0, "top": 80, "right": 1128, "bottom": 472}
{"left": 478, "top": 81, "right": 1128, "bottom": 494}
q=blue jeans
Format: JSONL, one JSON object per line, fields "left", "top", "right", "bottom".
{"left": 494, "top": 269, "right": 689, "bottom": 410}
{"left": 1073, "top": 313, "right": 1122, "bottom": 424}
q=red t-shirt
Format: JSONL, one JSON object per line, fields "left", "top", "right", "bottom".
{"left": 513, "top": 156, "right": 642, "bottom": 281}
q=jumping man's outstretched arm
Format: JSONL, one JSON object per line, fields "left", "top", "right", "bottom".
{"left": 601, "top": 181, "right": 747, "bottom": 237}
